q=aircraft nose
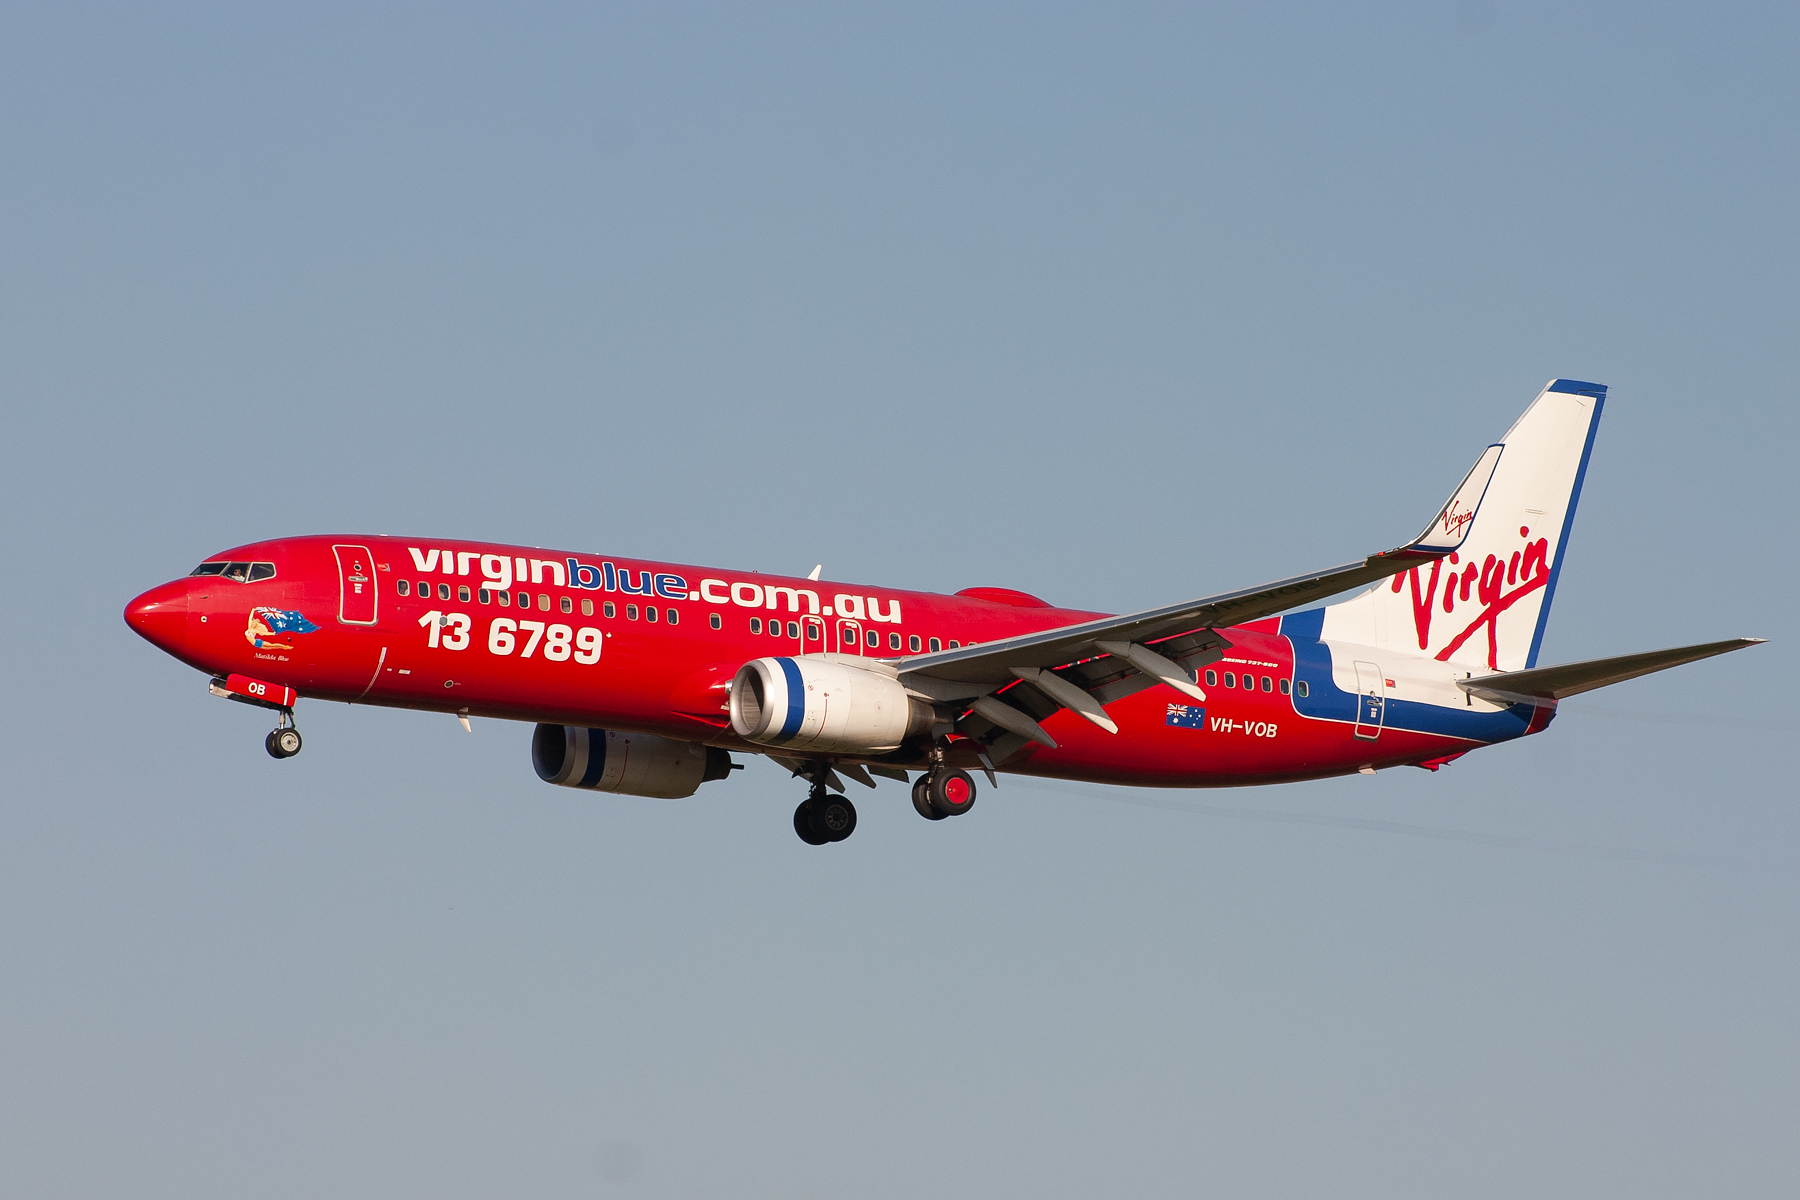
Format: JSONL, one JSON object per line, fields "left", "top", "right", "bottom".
{"left": 125, "top": 580, "right": 189, "bottom": 652}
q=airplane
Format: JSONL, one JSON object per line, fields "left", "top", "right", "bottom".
{"left": 125, "top": 380, "right": 1762, "bottom": 844}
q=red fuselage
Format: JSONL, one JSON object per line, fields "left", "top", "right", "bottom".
{"left": 126, "top": 534, "right": 1514, "bottom": 786}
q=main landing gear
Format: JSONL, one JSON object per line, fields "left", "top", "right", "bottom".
{"left": 264, "top": 708, "right": 302, "bottom": 759}
{"left": 912, "top": 767, "right": 977, "bottom": 821}
{"left": 794, "top": 771, "right": 857, "bottom": 846}
{"left": 788, "top": 759, "right": 978, "bottom": 845}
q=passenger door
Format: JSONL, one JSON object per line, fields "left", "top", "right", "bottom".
{"left": 333, "top": 544, "right": 379, "bottom": 625}
{"left": 1353, "top": 660, "right": 1385, "bottom": 739}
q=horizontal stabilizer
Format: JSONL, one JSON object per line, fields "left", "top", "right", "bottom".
{"left": 1457, "top": 638, "right": 1765, "bottom": 704}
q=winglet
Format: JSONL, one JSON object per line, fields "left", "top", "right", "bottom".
{"left": 1412, "top": 443, "right": 1503, "bottom": 553}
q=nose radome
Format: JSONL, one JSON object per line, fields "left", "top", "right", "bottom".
{"left": 125, "top": 580, "right": 189, "bottom": 652}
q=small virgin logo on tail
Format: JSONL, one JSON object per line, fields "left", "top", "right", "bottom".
{"left": 1438, "top": 499, "right": 1478, "bottom": 542}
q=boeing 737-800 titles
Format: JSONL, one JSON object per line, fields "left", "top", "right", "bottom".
{"left": 126, "top": 381, "right": 1761, "bottom": 843}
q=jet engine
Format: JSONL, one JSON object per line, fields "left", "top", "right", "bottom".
{"left": 531, "top": 724, "right": 734, "bottom": 799}
{"left": 730, "top": 655, "right": 935, "bottom": 753}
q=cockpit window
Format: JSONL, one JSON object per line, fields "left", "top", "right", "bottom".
{"left": 191, "top": 560, "right": 275, "bottom": 581}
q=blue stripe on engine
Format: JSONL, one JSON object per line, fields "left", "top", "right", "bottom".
{"left": 578, "top": 728, "right": 608, "bottom": 787}
{"left": 776, "top": 657, "right": 806, "bottom": 741}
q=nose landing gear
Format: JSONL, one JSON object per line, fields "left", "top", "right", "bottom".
{"left": 264, "top": 709, "right": 302, "bottom": 759}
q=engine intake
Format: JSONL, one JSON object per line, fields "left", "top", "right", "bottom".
{"left": 730, "top": 654, "right": 935, "bottom": 753}
{"left": 532, "top": 725, "right": 733, "bottom": 799}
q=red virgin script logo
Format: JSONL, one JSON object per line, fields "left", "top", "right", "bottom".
{"left": 1391, "top": 526, "right": 1551, "bottom": 669}
{"left": 1438, "top": 499, "right": 1477, "bottom": 542}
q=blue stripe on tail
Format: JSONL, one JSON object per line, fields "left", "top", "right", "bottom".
{"left": 1528, "top": 386, "right": 1606, "bottom": 668}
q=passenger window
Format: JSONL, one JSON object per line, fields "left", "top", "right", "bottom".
{"left": 908, "top": 635, "right": 921, "bottom": 653}
{"left": 709, "top": 613, "right": 722, "bottom": 630}
{"left": 949, "top": 640, "right": 960, "bottom": 649}
{"left": 750, "top": 617, "right": 762, "bottom": 634}
{"left": 1279, "top": 679, "right": 1291, "bottom": 695}
{"left": 889, "top": 632, "right": 902, "bottom": 651}
{"left": 397, "top": 579, "right": 410, "bottom": 596}
{"left": 223, "top": 562, "right": 251, "bottom": 582}
{"left": 478, "top": 588, "right": 491, "bottom": 604}
{"left": 581, "top": 599, "right": 593, "bottom": 616}
{"left": 560, "top": 596, "right": 573, "bottom": 614}
{"left": 537, "top": 594, "right": 550, "bottom": 611}
{"left": 668, "top": 609, "right": 679, "bottom": 625}
{"left": 1224, "top": 672, "right": 1236, "bottom": 688}
{"left": 1204, "top": 669, "right": 1217, "bottom": 687}
{"left": 786, "top": 621, "right": 798, "bottom": 637}
{"left": 516, "top": 590, "right": 530, "bottom": 606}
{"left": 867, "top": 629, "right": 879, "bottom": 648}
{"left": 438, "top": 583, "right": 452, "bottom": 601}
{"left": 1261, "top": 676, "right": 1272, "bottom": 692}
{"left": 646, "top": 606, "right": 658, "bottom": 622}
{"left": 190, "top": 562, "right": 227, "bottom": 576}
{"left": 247, "top": 562, "right": 276, "bottom": 582}
{"left": 770, "top": 623, "right": 781, "bottom": 637}
{"left": 1297, "top": 681, "right": 1310, "bottom": 698}
{"left": 805, "top": 620, "right": 819, "bottom": 638}
{"left": 626, "top": 604, "right": 638, "bottom": 620}
{"left": 420, "top": 580, "right": 432, "bottom": 597}
{"left": 929, "top": 637, "right": 942, "bottom": 652}
{"left": 458, "top": 586, "right": 471, "bottom": 603}
{"left": 603, "top": 601, "right": 615, "bottom": 618}
{"left": 496, "top": 590, "right": 510, "bottom": 607}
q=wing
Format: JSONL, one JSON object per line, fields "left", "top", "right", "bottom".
{"left": 894, "top": 443, "right": 1506, "bottom": 759}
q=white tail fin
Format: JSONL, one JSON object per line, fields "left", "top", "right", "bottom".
{"left": 1320, "top": 379, "right": 1606, "bottom": 672}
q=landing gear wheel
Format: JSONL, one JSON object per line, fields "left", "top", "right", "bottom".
{"left": 793, "top": 801, "right": 830, "bottom": 846}
{"left": 815, "top": 795, "right": 857, "bottom": 842}
{"left": 928, "top": 767, "right": 976, "bottom": 817}
{"left": 265, "top": 728, "right": 302, "bottom": 759}
{"left": 913, "top": 775, "right": 947, "bottom": 821}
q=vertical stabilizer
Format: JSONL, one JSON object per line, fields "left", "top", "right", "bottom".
{"left": 1320, "top": 379, "right": 1605, "bottom": 672}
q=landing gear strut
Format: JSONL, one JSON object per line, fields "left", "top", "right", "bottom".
{"left": 793, "top": 765, "right": 857, "bottom": 845}
{"left": 264, "top": 708, "right": 302, "bottom": 759}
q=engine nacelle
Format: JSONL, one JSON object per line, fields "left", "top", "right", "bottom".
{"left": 531, "top": 725, "right": 733, "bottom": 799}
{"left": 729, "top": 654, "right": 935, "bottom": 753}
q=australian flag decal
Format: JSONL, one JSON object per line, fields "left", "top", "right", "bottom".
{"left": 1165, "top": 703, "right": 1206, "bottom": 730}
{"left": 254, "top": 607, "right": 319, "bottom": 634}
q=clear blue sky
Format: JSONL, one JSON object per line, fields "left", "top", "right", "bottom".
{"left": 2, "top": 4, "right": 1794, "bottom": 1196}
